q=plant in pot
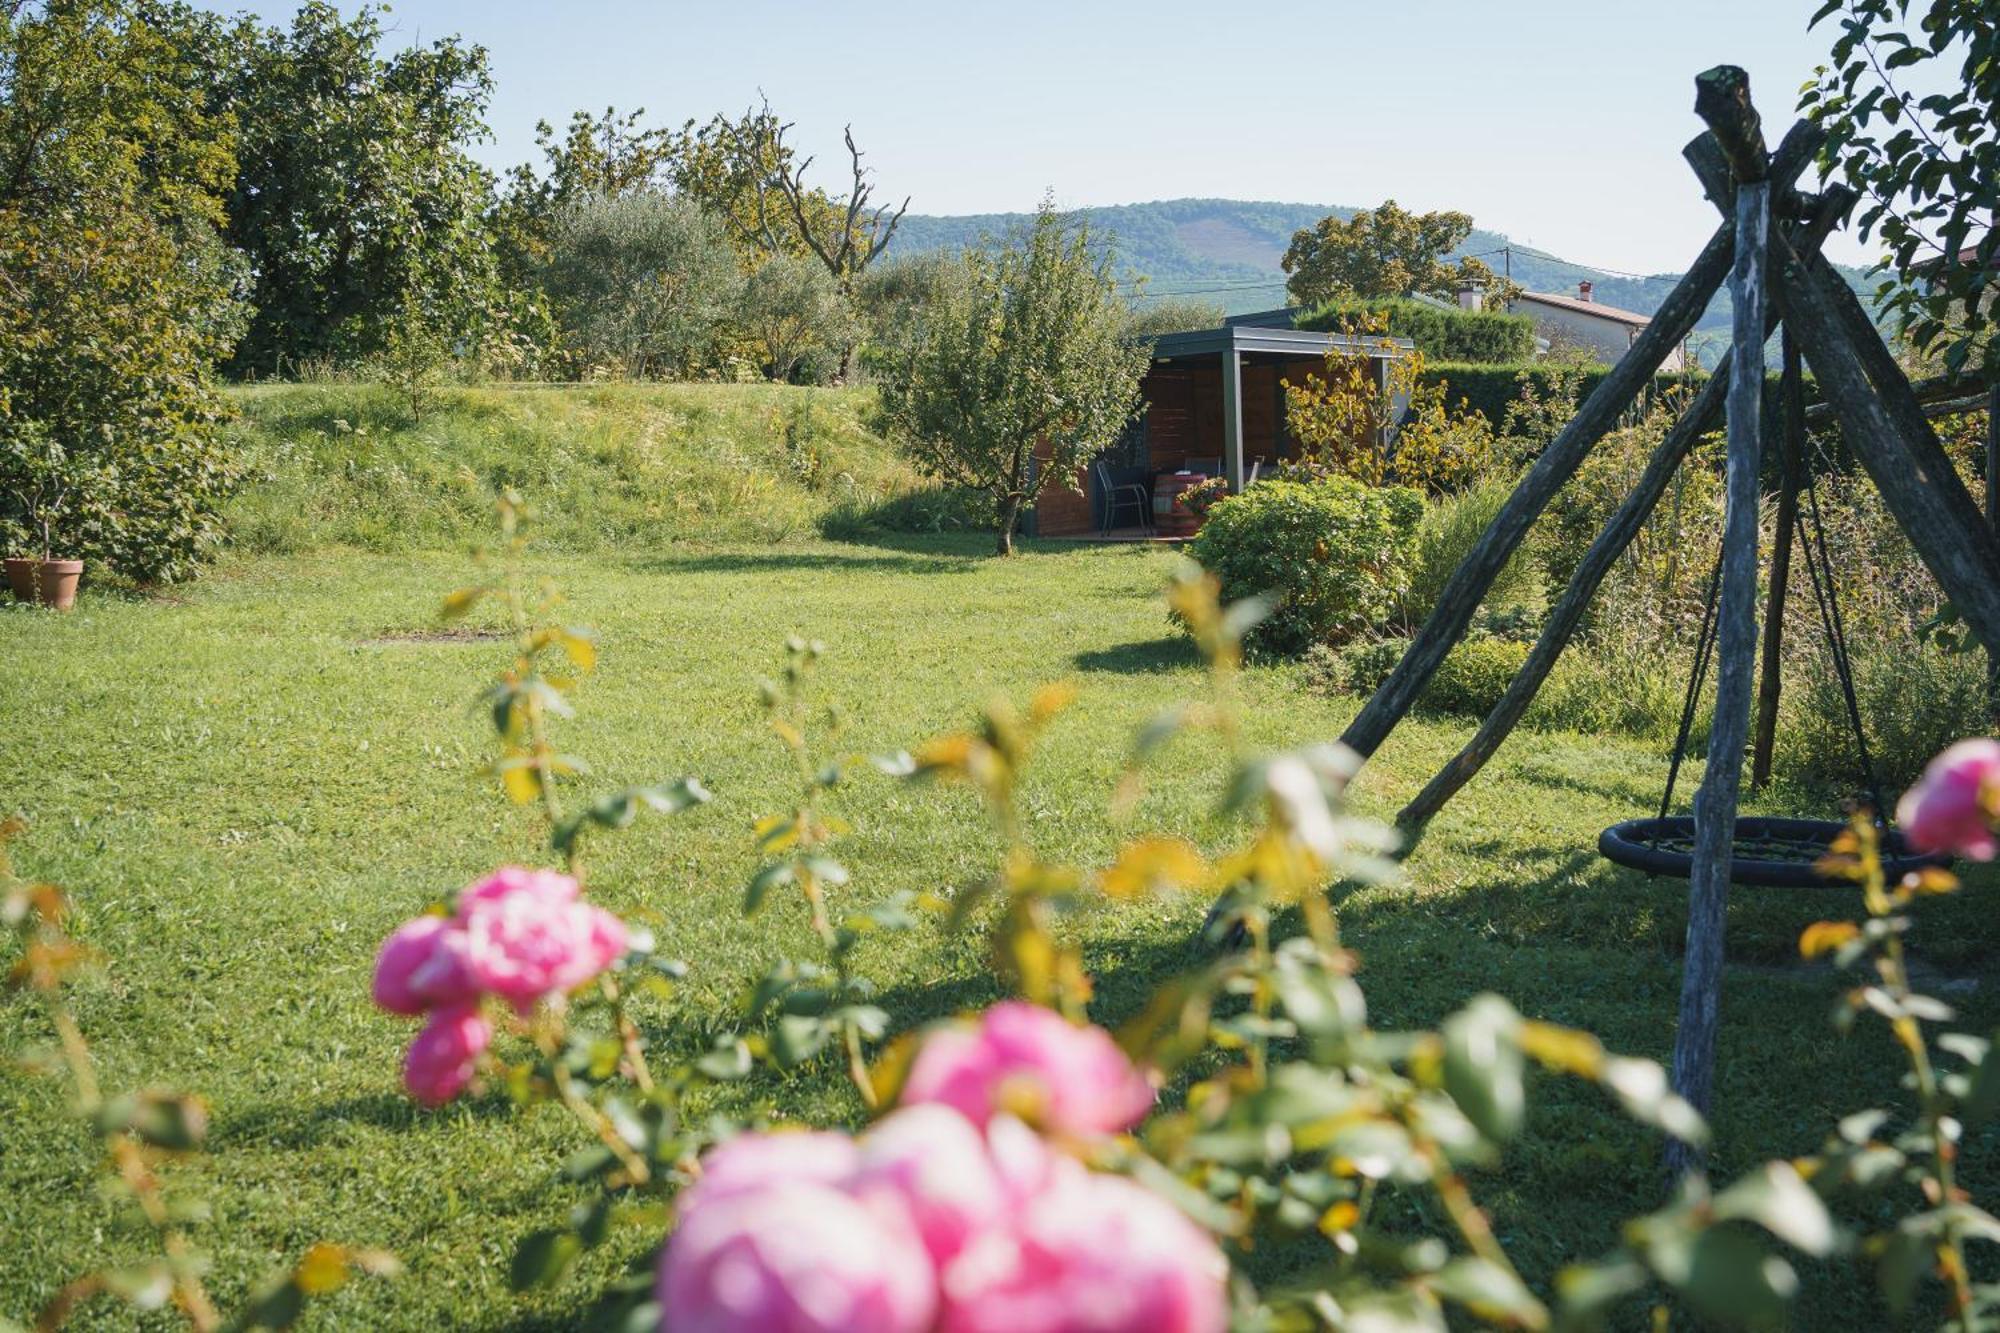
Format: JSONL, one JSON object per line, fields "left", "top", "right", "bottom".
{"left": 2, "top": 424, "right": 92, "bottom": 610}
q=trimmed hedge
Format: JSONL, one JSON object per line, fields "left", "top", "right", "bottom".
{"left": 1294, "top": 298, "right": 1535, "bottom": 364}
{"left": 1421, "top": 361, "right": 1710, "bottom": 432}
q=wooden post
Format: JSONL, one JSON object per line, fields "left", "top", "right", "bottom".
{"left": 1398, "top": 369, "right": 1724, "bottom": 827}
{"left": 1221, "top": 342, "right": 1245, "bottom": 491}
{"left": 1751, "top": 331, "right": 1804, "bottom": 788}
{"left": 1336, "top": 120, "right": 1820, "bottom": 767}
{"left": 1394, "top": 166, "right": 1851, "bottom": 832}
{"left": 1670, "top": 66, "right": 1770, "bottom": 1173}
{"left": 1988, "top": 380, "right": 1999, "bottom": 725}
{"left": 1767, "top": 231, "right": 2000, "bottom": 655}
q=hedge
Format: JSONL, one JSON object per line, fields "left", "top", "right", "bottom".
{"left": 1294, "top": 297, "right": 1535, "bottom": 364}
{"left": 1420, "top": 361, "right": 1711, "bottom": 431}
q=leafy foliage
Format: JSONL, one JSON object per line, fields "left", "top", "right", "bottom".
{"left": 0, "top": 0, "right": 242, "bottom": 580}
{"left": 1283, "top": 200, "right": 1515, "bottom": 310}
{"left": 877, "top": 198, "right": 1147, "bottom": 555}
{"left": 1295, "top": 296, "right": 1535, "bottom": 363}
{"left": 1183, "top": 476, "right": 1422, "bottom": 654}
{"left": 1122, "top": 296, "right": 1227, "bottom": 338}
{"left": 1803, "top": 0, "right": 1998, "bottom": 379}
{"left": 223, "top": 2, "right": 499, "bottom": 375}
{"left": 737, "top": 253, "right": 860, "bottom": 383}
{"left": 1284, "top": 330, "right": 1501, "bottom": 494}
{"left": 539, "top": 193, "right": 743, "bottom": 379}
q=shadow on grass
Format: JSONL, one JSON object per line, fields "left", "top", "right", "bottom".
{"left": 212, "top": 1088, "right": 523, "bottom": 1149}
{"left": 1072, "top": 635, "right": 1201, "bottom": 675}
{"left": 627, "top": 547, "right": 980, "bottom": 578}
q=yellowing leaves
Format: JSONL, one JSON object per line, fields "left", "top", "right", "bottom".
{"left": 1098, "top": 837, "right": 1208, "bottom": 900}
{"left": 1799, "top": 920, "right": 1862, "bottom": 960}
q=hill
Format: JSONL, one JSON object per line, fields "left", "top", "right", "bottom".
{"left": 888, "top": 197, "right": 1878, "bottom": 363}
{"left": 222, "top": 382, "right": 931, "bottom": 555}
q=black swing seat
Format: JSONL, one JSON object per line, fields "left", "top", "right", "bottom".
{"left": 1598, "top": 815, "right": 1948, "bottom": 888}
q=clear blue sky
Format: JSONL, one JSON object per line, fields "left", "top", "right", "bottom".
{"left": 242, "top": 0, "right": 1889, "bottom": 273}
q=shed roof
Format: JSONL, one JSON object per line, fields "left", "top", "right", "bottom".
{"left": 1146, "top": 324, "right": 1413, "bottom": 362}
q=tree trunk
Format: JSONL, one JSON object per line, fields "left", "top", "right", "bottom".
{"left": 995, "top": 494, "right": 1022, "bottom": 556}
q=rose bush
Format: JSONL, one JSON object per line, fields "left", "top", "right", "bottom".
{"left": 658, "top": 1098, "right": 1229, "bottom": 1333}
{"left": 371, "top": 865, "right": 631, "bottom": 1103}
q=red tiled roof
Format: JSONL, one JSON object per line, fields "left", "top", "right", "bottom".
{"left": 1510, "top": 289, "right": 1652, "bottom": 327}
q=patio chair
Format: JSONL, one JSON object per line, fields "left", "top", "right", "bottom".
{"left": 1093, "top": 459, "right": 1152, "bottom": 536}
{"left": 1182, "top": 456, "right": 1222, "bottom": 476}
{"left": 1245, "top": 458, "right": 1264, "bottom": 487}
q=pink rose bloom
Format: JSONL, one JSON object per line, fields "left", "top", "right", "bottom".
{"left": 458, "top": 864, "right": 580, "bottom": 911}
{"left": 851, "top": 1105, "right": 1011, "bottom": 1268}
{"left": 1899, "top": 738, "right": 2000, "bottom": 860}
{"left": 677, "top": 1129, "right": 860, "bottom": 1219}
{"left": 460, "top": 889, "right": 622, "bottom": 1011}
{"left": 902, "top": 1002, "right": 1156, "bottom": 1137}
{"left": 403, "top": 1003, "right": 491, "bottom": 1106}
{"left": 939, "top": 1165, "right": 1229, "bottom": 1333}
{"left": 658, "top": 1179, "right": 938, "bottom": 1333}
{"left": 372, "top": 914, "right": 478, "bottom": 1015}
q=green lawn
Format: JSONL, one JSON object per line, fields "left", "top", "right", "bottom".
{"left": 4, "top": 534, "right": 1996, "bottom": 1329}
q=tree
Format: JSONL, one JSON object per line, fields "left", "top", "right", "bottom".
{"left": 738, "top": 253, "right": 858, "bottom": 383}
{"left": 540, "top": 192, "right": 742, "bottom": 378}
{"left": 223, "top": 2, "right": 497, "bottom": 374}
{"left": 0, "top": 0, "right": 244, "bottom": 581}
{"left": 491, "top": 105, "right": 677, "bottom": 285}
{"left": 674, "top": 100, "right": 908, "bottom": 374}
{"left": 1803, "top": 1, "right": 1997, "bottom": 379}
{"left": 1282, "top": 200, "right": 1508, "bottom": 310}
{"left": 879, "top": 200, "right": 1148, "bottom": 556}
{"left": 1123, "top": 296, "right": 1226, "bottom": 338}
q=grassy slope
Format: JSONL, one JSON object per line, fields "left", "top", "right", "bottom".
{"left": 2, "top": 382, "right": 1995, "bottom": 1327}
{"left": 222, "top": 382, "right": 923, "bottom": 557}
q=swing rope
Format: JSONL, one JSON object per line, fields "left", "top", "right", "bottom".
{"left": 1655, "top": 441, "right": 1882, "bottom": 821}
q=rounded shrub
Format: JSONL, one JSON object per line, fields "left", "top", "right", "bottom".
{"left": 1185, "top": 477, "right": 1421, "bottom": 655}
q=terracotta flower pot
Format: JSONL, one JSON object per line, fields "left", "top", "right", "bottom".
{"left": 8, "top": 558, "right": 82, "bottom": 610}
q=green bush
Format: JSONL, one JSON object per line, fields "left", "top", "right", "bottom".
{"left": 818, "top": 484, "right": 991, "bottom": 538}
{"left": 1399, "top": 473, "right": 1542, "bottom": 631}
{"left": 1422, "top": 362, "right": 1708, "bottom": 432}
{"left": 1293, "top": 298, "right": 1534, "bottom": 363}
{"left": 1323, "top": 632, "right": 1529, "bottom": 718}
{"left": 1185, "top": 477, "right": 1421, "bottom": 655}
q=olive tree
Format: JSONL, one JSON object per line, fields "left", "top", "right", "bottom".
{"left": 738, "top": 253, "right": 858, "bottom": 383}
{"left": 540, "top": 192, "right": 741, "bottom": 378}
{"left": 879, "top": 200, "right": 1147, "bottom": 555}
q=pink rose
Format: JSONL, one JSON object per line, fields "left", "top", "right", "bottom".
{"left": 851, "top": 1105, "right": 1010, "bottom": 1269}
{"left": 658, "top": 1179, "right": 938, "bottom": 1333}
{"left": 677, "top": 1129, "right": 859, "bottom": 1219}
{"left": 1898, "top": 738, "right": 2000, "bottom": 860}
{"left": 372, "top": 914, "right": 478, "bottom": 1016}
{"left": 939, "top": 1164, "right": 1229, "bottom": 1333}
{"left": 901, "top": 1002, "right": 1156, "bottom": 1137}
{"left": 460, "top": 886, "right": 622, "bottom": 1012}
{"left": 403, "top": 1004, "right": 490, "bottom": 1106}
{"left": 458, "top": 864, "right": 580, "bottom": 911}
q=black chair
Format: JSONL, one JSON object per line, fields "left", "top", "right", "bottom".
{"left": 1093, "top": 459, "right": 1152, "bottom": 535}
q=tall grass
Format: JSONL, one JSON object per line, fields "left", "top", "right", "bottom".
{"left": 223, "top": 382, "right": 928, "bottom": 554}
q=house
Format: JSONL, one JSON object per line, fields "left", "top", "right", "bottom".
{"left": 1029, "top": 323, "right": 1412, "bottom": 538}
{"left": 1508, "top": 281, "right": 1685, "bottom": 371}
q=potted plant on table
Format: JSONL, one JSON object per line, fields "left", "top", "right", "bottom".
{"left": 2, "top": 424, "right": 91, "bottom": 610}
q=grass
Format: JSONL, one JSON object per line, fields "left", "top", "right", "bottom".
{"left": 3, "top": 382, "right": 1998, "bottom": 1328}
{"left": 222, "top": 381, "right": 929, "bottom": 556}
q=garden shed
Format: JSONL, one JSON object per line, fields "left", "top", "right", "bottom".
{"left": 1031, "top": 325, "right": 1413, "bottom": 538}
